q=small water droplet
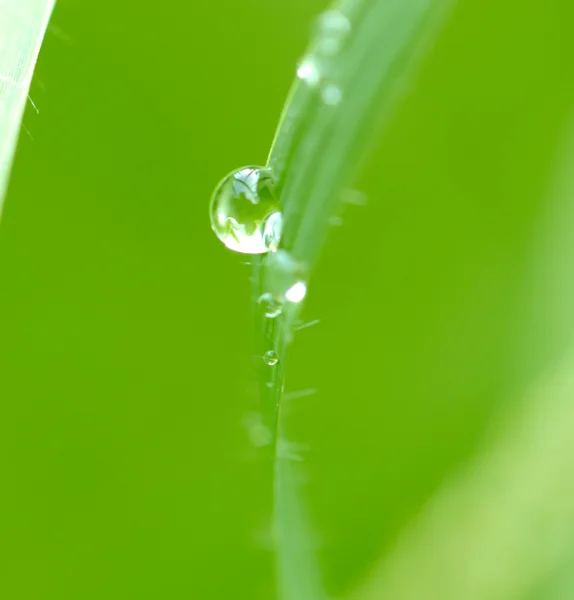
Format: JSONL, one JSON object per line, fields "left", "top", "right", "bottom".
{"left": 297, "top": 57, "right": 321, "bottom": 87}
{"left": 285, "top": 281, "right": 307, "bottom": 303}
{"left": 264, "top": 249, "right": 309, "bottom": 305}
{"left": 315, "top": 10, "right": 351, "bottom": 57}
{"left": 258, "top": 292, "right": 282, "bottom": 318}
{"left": 210, "top": 166, "right": 282, "bottom": 254}
{"left": 317, "top": 10, "right": 351, "bottom": 38}
{"left": 263, "top": 350, "right": 279, "bottom": 366}
{"left": 321, "top": 84, "right": 342, "bottom": 106}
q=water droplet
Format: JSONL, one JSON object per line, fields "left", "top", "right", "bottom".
{"left": 210, "top": 166, "right": 282, "bottom": 254}
{"left": 317, "top": 10, "right": 351, "bottom": 38}
{"left": 321, "top": 84, "right": 342, "bottom": 106}
{"left": 315, "top": 10, "right": 351, "bottom": 57}
{"left": 264, "top": 249, "right": 309, "bottom": 305}
{"left": 263, "top": 211, "right": 282, "bottom": 252}
{"left": 258, "top": 292, "right": 282, "bottom": 318}
{"left": 285, "top": 281, "right": 307, "bottom": 303}
{"left": 263, "top": 350, "right": 279, "bottom": 366}
{"left": 297, "top": 57, "right": 321, "bottom": 87}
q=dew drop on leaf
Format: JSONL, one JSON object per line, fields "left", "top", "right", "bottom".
{"left": 263, "top": 350, "right": 279, "bottom": 366}
{"left": 316, "top": 10, "right": 351, "bottom": 57}
{"left": 317, "top": 9, "right": 351, "bottom": 38}
{"left": 321, "top": 83, "right": 343, "bottom": 105}
{"left": 258, "top": 292, "right": 283, "bottom": 318}
{"left": 264, "top": 249, "right": 309, "bottom": 304}
{"left": 210, "top": 166, "right": 282, "bottom": 254}
{"left": 297, "top": 57, "right": 321, "bottom": 86}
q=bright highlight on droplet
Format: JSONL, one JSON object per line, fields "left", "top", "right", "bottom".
{"left": 297, "top": 58, "right": 321, "bottom": 87}
{"left": 285, "top": 281, "right": 307, "bottom": 304}
{"left": 210, "top": 166, "right": 282, "bottom": 254}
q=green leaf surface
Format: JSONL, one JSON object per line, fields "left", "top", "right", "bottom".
{"left": 0, "top": 0, "right": 55, "bottom": 212}
{"left": 257, "top": 1, "right": 457, "bottom": 598}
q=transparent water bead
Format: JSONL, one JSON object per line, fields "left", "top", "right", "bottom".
{"left": 258, "top": 292, "right": 282, "bottom": 318}
{"left": 263, "top": 350, "right": 279, "bottom": 366}
{"left": 210, "top": 166, "right": 282, "bottom": 254}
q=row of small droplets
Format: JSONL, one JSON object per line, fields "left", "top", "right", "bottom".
{"left": 247, "top": 10, "right": 353, "bottom": 446}
{"left": 296, "top": 9, "right": 352, "bottom": 106}
{"left": 259, "top": 9, "right": 351, "bottom": 365}
{"left": 259, "top": 248, "right": 308, "bottom": 367}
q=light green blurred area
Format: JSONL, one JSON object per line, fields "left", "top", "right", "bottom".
{"left": 0, "top": 0, "right": 573, "bottom": 599}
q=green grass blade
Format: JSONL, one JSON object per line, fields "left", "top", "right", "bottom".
{"left": 256, "top": 1, "right": 457, "bottom": 598}
{"left": 0, "top": 0, "right": 55, "bottom": 213}
{"left": 269, "top": 0, "right": 456, "bottom": 267}
{"left": 274, "top": 456, "right": 325, "bottom": 600}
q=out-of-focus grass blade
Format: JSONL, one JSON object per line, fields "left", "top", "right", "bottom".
{"left": 0, "top": 0, "right": 55, "bottom": 213}
{"left": 348, "top": 113, "right": 574, "bottom": 600}
{"left": 259, "top": 1, "right": 457, "bottom": 599}
{"left": 349, "top": 358, "right": 574, "bottom": 600}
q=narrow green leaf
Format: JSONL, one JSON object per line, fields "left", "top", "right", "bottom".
{"left": 255, "top": 1, "right": 457, "bottom": 598}
{"left": 0, "top": 0, "right": 55, "bottom": 213}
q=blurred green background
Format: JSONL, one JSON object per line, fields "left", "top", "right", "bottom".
{"left": 1, "top": 0, "right": 573, "bottom": 598}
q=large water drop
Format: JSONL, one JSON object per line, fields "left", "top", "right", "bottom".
{"left": 210, "top": 166, "right": 282, "bottom": 254}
